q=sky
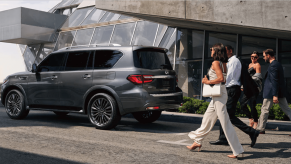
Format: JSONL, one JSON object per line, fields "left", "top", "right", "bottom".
{"left": 0, "top": 0, "right": 62, "bottom": 81}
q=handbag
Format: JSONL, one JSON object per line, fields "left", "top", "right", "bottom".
{"left": 202, "top": 62, "right": 226, "bottom": 97}
{"left": 202, "top": 83, "right": 221, "bottom": 97}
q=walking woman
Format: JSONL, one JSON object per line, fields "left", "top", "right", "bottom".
{"left": 240, "top": 51, "right": 262, "bottom": 129}
{"left": 186, "top": 43, "right": 244, "bottom": 159}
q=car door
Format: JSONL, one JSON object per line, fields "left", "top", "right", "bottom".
{"left": 27, "top": 53, "right": 66, "bottom": 107}
{"left": 58, "top": 51, "right": 94, "bottom": 109}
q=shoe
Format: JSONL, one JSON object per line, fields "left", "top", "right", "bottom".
{"left": 250, "top": 130, "right": 260, "bottom": 147}
{"left": 186, "top": 142, "right": 202, "bottom": 152}
{"left": 227, "top": 153, "right": 244, "bottom": 160}
{"left": 259, "top": 131, "right": 265, "bottom": 134}
{"left": 209, "top": 140, "right": 229, "bottom": 145}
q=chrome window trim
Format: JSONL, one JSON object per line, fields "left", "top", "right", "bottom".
{"left": 144, "top": 75, "right": 175, "bottom": 79}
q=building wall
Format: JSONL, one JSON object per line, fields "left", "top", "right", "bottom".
{"left": 95, "top": 0, "right": 291, "bottom": 32}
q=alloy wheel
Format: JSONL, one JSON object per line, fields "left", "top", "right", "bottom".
{"left": 90, "top": 97, "right": 113, "bottom": 126}
{"left": 6, "top": 93, "right": 22, "bottom": 116}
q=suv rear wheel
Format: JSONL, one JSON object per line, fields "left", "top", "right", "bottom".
{"left": 5, "top": 89, "right": 29, "bottom": 119}
{"left": 87, "top": 93, "right": 121, "bottom": 130}
{"left": 132, "top": 111, "right": 162, "bottom": 123}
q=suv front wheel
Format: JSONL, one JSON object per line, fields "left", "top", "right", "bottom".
{"left": 132, "top": 111, "right": 162, "bottom": 123}
{"left": 5, "top": 89, "right": 29, "bottom": 119}
{"left": 87, "top": 93, "right": 121, "bottom": 130}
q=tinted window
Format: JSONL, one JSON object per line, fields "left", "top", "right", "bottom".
{"left": 94, "top": 51, "right": 123, "bottom": 69}
{"left": 65, "top": 51, "right": 92, "bottom": 71}
{"left": 133, "top": 50, "right": 172, "bottom": 70}
{"left": 38, "top": 53, "right": 66, "bottom": 72}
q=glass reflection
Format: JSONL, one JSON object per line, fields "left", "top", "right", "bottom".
{"left": 81, "top": 8, "right": 106, "bottom": 25}
{"left": 242, "top": 36, "right": 276, "bottom": 55}
{"left": 19, "top": 45, "right": 26, "bottom": 55}
{"left": 23, "top": 45, "right": 39, "bottom": 71}
{"left": 35, "top": 43, "right": 55, "bottom": 65}
{"left": 54, "top": 31, "right": 76, "bottom": 50}
{"left": 279, "top": 39, "right": 291, "bottom": 103}
{"left": 154, "top": 25, "right": 168, "bottom": 47}
{"left": 132, "top": 21, "right": 158, "bottom": 46}
{"left": 111, "top": 23, "right": 135, "bottom": 46}
{"left": 72, "top": 28, "right": 94, "bottom": 46}
{"left": 62, "top": 7, "right": 94, "bottom": 28}
{"left": 57, "top": 0, "right": 74, "bottom": 8}
{"left": 119, "top": 15, "right": 132, "bottom": 20}
{"left": 159, "top": 27, "right": 175, "bottom": 48}
{"left": 99, "top": 12, "right": 120, "bottom": 23}
{"left": 208, "top": 32, "right": 237, "bottom": 57}
{"left": 90, "top": 25, "right": 114, "bottom": 45}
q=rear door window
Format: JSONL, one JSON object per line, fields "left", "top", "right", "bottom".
{"left": 65, "top": 51, "right": 92, "bottom": 71}
{"left": 38, "top": 53, "right": 66, "bottom": 72}
{"left": 94, "top": 50, "right": 123, "bottom": 69}
{"left": 133, "top": 49, "right": 172, "bottom": 70}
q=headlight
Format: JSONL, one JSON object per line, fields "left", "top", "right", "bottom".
{"left": 3, "top": 77, "right": 8, "bottom": 84}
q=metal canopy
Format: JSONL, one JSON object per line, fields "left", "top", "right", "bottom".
{"left": 0, "top": 7, "right": 68, "bottom": 45}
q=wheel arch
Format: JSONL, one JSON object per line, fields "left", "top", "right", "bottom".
{"left": 2, "top": 84, "right": 28, "bottom": 108}
{"left": 83, "top": 86, "right": 125, "bottom": 115}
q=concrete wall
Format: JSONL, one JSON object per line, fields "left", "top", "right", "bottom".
{"left": 95, "top": 0, "right": 291, "bottom": 32}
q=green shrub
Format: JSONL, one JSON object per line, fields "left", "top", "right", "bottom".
{"left": 178, "top": 97, "right": 203, "bottom": 113}
{"left": 196, "top": 102, "right": 210, "bottom": 114}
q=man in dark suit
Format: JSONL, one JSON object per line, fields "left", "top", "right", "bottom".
{"left": 257, "top": 49, "right": 291, "bottom": 134}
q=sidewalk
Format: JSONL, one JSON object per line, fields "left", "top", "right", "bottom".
{"left": 157, "top": 111, "right": 291, "bottom": 131}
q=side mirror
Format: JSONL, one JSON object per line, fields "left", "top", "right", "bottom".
{"left": 31, "top": 63, "right": 38, "bottom": 73}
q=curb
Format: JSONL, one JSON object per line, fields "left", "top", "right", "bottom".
{"left": 125, "top": 111, "right": 291, "bottom": 131}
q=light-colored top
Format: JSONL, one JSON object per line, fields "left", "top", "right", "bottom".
{"left": 226, "top": 55, "right": 241, "bottom": 87}
{"left": 208, "top": 62, "right": 227, "bottom": 81}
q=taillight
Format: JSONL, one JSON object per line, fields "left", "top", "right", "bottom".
{"left": 175, "top": 75, "right": 178, "bottom": 83}
{"left": 127, "top": 75, "right": 153, "bottom": 84}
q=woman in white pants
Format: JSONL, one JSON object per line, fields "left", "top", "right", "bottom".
{"left": 186, "top": 43, "right": 244, "bottom": 159}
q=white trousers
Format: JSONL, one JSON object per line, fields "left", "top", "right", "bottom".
{"left": 188, "top": 86, "right": 244, "bottom": 156}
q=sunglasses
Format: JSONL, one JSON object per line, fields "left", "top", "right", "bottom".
{"left": 251, "top": 56, "right": 258, "bottom": 59}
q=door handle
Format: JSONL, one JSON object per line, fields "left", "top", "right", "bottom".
{"left": 83, "top": 74, "right": 91, "bottom": 79}
{"left": 51, "top": 75, "right": 58, "bottom": 80}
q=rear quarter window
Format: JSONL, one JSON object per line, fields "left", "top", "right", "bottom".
{"left": 133, "top": 49, "right": 172, "bottom": 70}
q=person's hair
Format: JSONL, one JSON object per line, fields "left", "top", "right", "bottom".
{"left": 225, "top": 45, "right": 234, "bottom": 52}
{"left": 263, "top": 49, "right": 275, "bottom": 57}
{"left": 212, "top": 43, "right": 228, "bottom": 62}
{"left": 252, "top": 51, "right": 259, "bottom": 57}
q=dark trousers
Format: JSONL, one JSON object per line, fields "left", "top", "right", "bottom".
{"left": 240, "top": 92, "right": 259, "bottom": 122}
{"left": 219, "top": 86, "right": 256, "bottom": 141}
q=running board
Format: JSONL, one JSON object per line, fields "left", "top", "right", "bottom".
{"left": 29, "top": 108, "right": 84, "bottom": 114}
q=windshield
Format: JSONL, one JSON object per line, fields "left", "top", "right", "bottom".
{"left": 133, "top": 49, "right": 172, "bottom": 70}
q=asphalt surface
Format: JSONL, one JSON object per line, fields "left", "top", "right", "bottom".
{"left": 0, "top": 106, "right": 290, "bottom": 164}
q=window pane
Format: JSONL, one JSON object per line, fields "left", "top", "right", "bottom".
{"left": 71, "top": 0, "right": 83, "bottom": 6}
{"left": 54, "top": 31, "right": 76, "bottom": 50}
{"left": 154, "top": 25, "right": 168, "bottom": 46}
{"left": 90, "top": 25, "right": 114, "bottom": 45}
{"left": 23, "top": 46, "right": 38, "bottom": 71}
{"left": 208, "top": 32, "right": 237, "bottom": 58}
{"left": 72, "top": 28, "right": 94, "bottom": 46}
{"left": 62, "top": 7, "right": 94, "bottom": 27}
{"left": 99, "top": 12, "right": 120, "bottom": 23}
{"left": 94, "top": 51, "right": 123, "bottom": 69}
{"left": 165, "top": 30, "right": 176, "bottom": 66}
{"left": 119, "top": 15, "right": 132, "bottom": 20}
{"left": 35, "top": 43, "right": 55, "bottom": 64}
{"left": 242, "top": 36, "right": 276, "bottom": 55}
{"left": 132, "top": 21, "right": 158, "bottom": 46}
{"left": 81, "top": 8, "right": 106, "bottom": 25}
{"left": 159, "top": 27, "right": 175, "bottom": 48}
{"left": 62, "top": 9, "right": 70, "bottom": 15}
{"left": 279, "top": 39, "right": 291, "bottom": 52}
{"left": 133, "top": 50, "right": 172, "bottom": 70}
{"left": 19, "top": 45, "right": 26, "bottom": 55}
{"left": 111, "top": 23, "right": 135, "bottom": 46}
{"left": 38, "top": 53, "right": 66, "bottom": 72}
{"left": 57, "top": 0, "right": 74, "bottom": 8}
{"left": 65, "top": 51, "right": 91, "bottom": 71}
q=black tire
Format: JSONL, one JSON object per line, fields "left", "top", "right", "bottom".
{"left": 132, "top": 111, "right": 162, "bottom": 123}
{"left": 5, "top": 89, "right": 29, "bottom": 119}
{"left": 87, "top": 93, "right": 121, "bottom": 130}
{"left": 53, "top": 111, "right": 69, "bottom": 116}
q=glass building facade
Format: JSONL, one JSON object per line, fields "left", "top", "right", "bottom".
{"left": 19, "top": 0, "right": 291, "bottom": 103}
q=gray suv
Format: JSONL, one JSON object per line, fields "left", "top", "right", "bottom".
{"left": 1, "top": 46, "right": 183, "bottom": 129}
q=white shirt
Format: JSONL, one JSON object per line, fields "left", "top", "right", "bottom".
{"left": 226, "top": 55, "right": 241, "bottom": 87}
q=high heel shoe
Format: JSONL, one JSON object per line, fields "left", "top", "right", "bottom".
{"left": 227, "top": 153, "right": 244, "bottom": 160}
{"left": 249, "top": 119, "right": 254, "bottom": 127}
{"left": 186, "top": 142, "right": 202, "bottom": 152}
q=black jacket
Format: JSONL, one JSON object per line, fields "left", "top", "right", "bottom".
{"left": 240, "top": 60, "right": 259, "bottom": 98}
{"left": 263, "top": 60, "right": 286, "bottom": 99}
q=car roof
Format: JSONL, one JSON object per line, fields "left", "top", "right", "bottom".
{"left": 52, "top": 45, "right": 167, "bottom": 54}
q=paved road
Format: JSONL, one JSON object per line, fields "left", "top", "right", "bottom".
{"left": 0, "top": 107, "right": 290, "bottom": 164}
